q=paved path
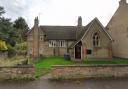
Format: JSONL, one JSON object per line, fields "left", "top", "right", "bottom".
{"left": 0, "top": 78, "right": 128, "bottom": 89}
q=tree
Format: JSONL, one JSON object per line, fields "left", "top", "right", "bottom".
{"left": 0, "top": 6, "right": 16, "bottom": 46}
{"left": 13, "top": 17, "right": 29, "bottom": 43}
{"left": 0, "top": 17, "right": 15, "bottom": 36}
{"left": 0, "top": 6, "right": 5, "bottom": 16}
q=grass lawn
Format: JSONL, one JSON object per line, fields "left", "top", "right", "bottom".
{"left": 34, "top": 57, "right": 128, "bottom": 78}
{"left": 34, "top": 57, "right": 75, "bottom": 78}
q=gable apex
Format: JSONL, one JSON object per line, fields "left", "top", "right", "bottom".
{"left": 81, "top": 17, "right": 112, "bottom": 41}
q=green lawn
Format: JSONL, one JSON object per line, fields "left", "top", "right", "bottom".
{"left": 34, "top": 57, "right": 74, "bottom": 78}
{"left": 34, "top": 57, "right": 74, "bottom": 69}
{"left": 34, "top": 57, "right": 128, "bottom": 78}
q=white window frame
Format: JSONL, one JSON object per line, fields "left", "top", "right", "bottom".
{"left": 49, "top": 40, "right": 66, "bottom": 48}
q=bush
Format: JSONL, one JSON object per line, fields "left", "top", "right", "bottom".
{"left": 7, "top": 44, "right": 16, "bottom": 57}
{"left": 15, "top": 42, "right": 27, "bottom": 50}
{"left": 17, "top": 50, "right": 27, "bottom": 55}
{"left": 0, "top": 40, "right": 8, "bottom": 51}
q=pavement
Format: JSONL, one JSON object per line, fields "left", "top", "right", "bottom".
{"left": 0, "top": 77, "right": 128, "bottom": 89}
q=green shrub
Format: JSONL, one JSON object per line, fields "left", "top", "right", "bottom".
{"left": 7, "top": 44, "right": 16, "bottom": 57}
{"left": 15, "top": 42, "right": 27, "bottom": 50}
{"left": 0, "top": 40, "right": 8, "bottom": 51}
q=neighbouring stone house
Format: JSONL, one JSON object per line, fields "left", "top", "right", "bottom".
{"left": 27, "top": 16, "right": 112, "bottom": 60}
{"left": 106, "top": 0, "right": 128, "bottom": 58}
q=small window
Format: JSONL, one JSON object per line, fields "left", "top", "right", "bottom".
{"left": 87, "top": 49, "right": 92, "bottom": 54}
{"left": 93, "top": 32, "right": 100, "bottom": 47}
{"left": 40, "top": 36, "right": 43, "bottom": 41}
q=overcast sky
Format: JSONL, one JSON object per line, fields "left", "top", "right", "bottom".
{"left": 0, "top": 0, "right": 122, "bottom": 28}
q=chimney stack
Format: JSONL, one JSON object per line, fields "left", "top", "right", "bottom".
{"left": 34, "top": 16, "right": 39, "bottom": 26}
{"left": 78, "top": 16, "right": 82, "bottom": 27}
{"left": 119, "top": 0, "right": 127, "bottom": 6}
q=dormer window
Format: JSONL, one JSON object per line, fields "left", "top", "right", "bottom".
{"left": 93, "top": 32, "right": 100, "bottom": 47}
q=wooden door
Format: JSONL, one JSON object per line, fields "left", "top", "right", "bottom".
{"left": 75, "top": 45, "right": 81, "bottom": 59}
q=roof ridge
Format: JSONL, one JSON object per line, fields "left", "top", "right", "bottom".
{"left": 40, "top": 25, "right": 77, "bottom": 27}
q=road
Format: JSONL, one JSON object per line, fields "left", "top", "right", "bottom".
{"left": 0, "top": 78, "right": 128, "bottom": 89}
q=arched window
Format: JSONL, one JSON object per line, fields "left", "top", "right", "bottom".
{"left": 93, "top": 32, "right": 100, "bottom": 47}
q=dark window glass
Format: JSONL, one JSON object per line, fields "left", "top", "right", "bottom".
{"left": 87, "top": 49, "right": 92, "bottom": 54}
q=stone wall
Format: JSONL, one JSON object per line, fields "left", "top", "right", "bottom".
{"left": 0, "top": 51, "right": 8, "bottom": 59}
{"left": 51, "top": 65, "right": 128, "bottom": 79}
{"left": 0, "top": 65, "right": 35, "bottom": 79}
{"left": 106, "top": 1, "right": 128, "bottom": 58}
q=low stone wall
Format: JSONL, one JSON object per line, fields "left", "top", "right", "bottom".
{"left": 0, "top": 51, "right": 8, "bottom": 59}
{"left": 0, "top": 65, "right": 35, "bottom": 79}
{"left": 51, "top": 65, "right": 128, "bottom": 79}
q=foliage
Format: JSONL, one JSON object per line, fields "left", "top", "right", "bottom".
{"left": 15, "top": 42, "right": 27, "bottom": 56}
{"left": 0, "top": 6, "right": 29, "bottom": 44}
{"left": 0, "top": 6, "right": 5, "bottom": 16}
{"left": 13, "top": 17, "right": 29, "bottom": 43}
{"left": 7, "top": 44, "right": 16, "bottom": 57}
{"left": 0, "top": 40, "right": 7, "bottom": 50}
{"left": 0, "top": 6, "right": 16, "bottom": 47}
{"left": 15, "top": 42, "right": 27, "bottom": 50}
{"left": 0, "top": 17, "right": 15, "bottom": 37}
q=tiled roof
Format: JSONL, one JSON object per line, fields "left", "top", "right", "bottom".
{"left": 40, "top": 26, "right": 77, "bottom": 40}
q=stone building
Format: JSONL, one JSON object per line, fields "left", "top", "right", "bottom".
{"left": 106, "top": 0, "right": 128, "bottom": 58}
{"left": 27, "top": 16, "right": 112, "bottom": 60}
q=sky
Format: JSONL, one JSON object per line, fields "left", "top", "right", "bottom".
{"left": 0, "top": 0, "right": 122, "bottom": 28}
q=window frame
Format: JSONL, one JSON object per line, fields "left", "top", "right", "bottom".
{"left": 49, "top": 40, "right": 66, "bottom": 48}
{"left": 92, "top": 32, "right": 100, "bottom": 47}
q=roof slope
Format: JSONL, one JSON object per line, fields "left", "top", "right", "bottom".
{"left": 40, "top": 26, "right": 77, "bottom": 40}
{"left": 70, "top": 18, "right": 112, "bottom": 48}
{"left": 106, "top": 2, "right": 128, "bottom": 28}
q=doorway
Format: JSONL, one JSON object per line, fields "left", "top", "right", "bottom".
{"left": 75, "top": 41, "right": 82, "bottom": 59}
